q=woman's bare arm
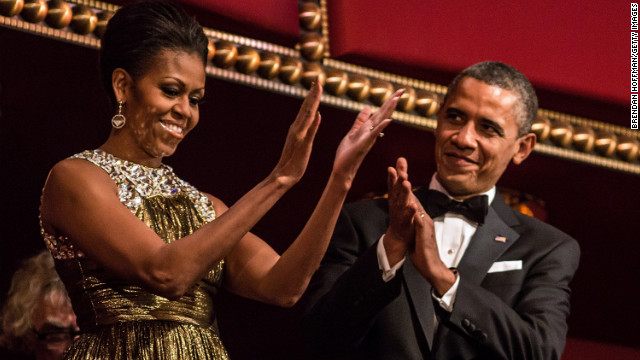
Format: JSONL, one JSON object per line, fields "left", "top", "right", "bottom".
{"left": 40, "top": 83, "right": 324, "bottom": 300}
{"left": 224, "top": 90, "right": 403, "bottom": 307}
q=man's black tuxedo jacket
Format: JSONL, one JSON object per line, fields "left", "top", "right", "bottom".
{"left": 305, "top": 187, "right": 580, "bottom": 359}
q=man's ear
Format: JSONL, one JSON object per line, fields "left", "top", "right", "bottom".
{"left": 112, "top": 68, "right": 131, "bottom": 103}
{"left": 512, "top": 133, "right": 536, "bottom": 165}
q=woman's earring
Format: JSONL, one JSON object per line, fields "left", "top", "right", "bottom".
{"left": 111, "top": 101, "right": 126, "bottom": 129}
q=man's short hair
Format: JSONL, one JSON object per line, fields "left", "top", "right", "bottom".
{"left": 443, "top": 61, "right": 538, "bottom": 137}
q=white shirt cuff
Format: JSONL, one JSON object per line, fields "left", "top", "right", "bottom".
{"left": 377, "top": 235, "right": 405, "bottom": 282}
{"left": 431, "top": 272, "right": 460, "bottom": 312}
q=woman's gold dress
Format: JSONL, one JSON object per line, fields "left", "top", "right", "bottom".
{"left": 41, "top": 149, "right": 229, "bottom": 359}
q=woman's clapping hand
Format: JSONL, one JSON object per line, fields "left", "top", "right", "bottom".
{"left": 270, "top": 82, "right": 323, "bottom": 188}
{"left": 332, "top": 89, "right": 404, "bottom": 184}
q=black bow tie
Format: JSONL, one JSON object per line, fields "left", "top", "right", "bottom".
{"left": 425, "top": 190, "right": 489, "bottom": 225}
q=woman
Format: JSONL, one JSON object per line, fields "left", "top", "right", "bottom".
{"left": 39, "top": 1, "right": 401, "bottom": 359}
{"left": 1, "top": 251, "right": 79, "bottom": 360}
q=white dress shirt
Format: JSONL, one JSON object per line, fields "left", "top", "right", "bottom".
{"left": 377, "top": 174, "right": 496, "bottom": 312}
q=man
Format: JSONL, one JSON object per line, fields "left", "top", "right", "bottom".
{"left": 304, "top": 61, "right": 580, "bottom": 359}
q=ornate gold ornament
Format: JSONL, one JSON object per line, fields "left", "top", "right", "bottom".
{"left": 396, "top": 87, "right": 416, "bottom": 113}
{"left": 594, "top": 131, "right": 618, "bottom": 157}
{"left": 299, "top": 32, "right": 324, "bottom": 61}
{"left": 44, "top": 0, "right": 71, "bottom": 29}
{"left": 0, "top": 0, "right": 24, "bottom": 17}
{"left": 298, "top": 2, "right": 321, "bottom": 31}
{"left": 532, "top": 116, "right": 551, "bottom": 142}
{"left": 278, "top": 57, "right": 303, "bottom": 85}
{"left": 571, "top": 126, "right": 595, "bottom": 153}
{"left": 20, "top": 0, "right": 47, "bottom": 23}
{"left": 69, "top": 4, "right": 96, "bottom": 35}
{"left": 212, "top": 40, "right": 237, "bottom": 69}
{"left": 301, "top": 62, "right": 326, "bottom": 88}
{"left": 93, "top": 9, "right": 112, "bottom": 38}
{"left": 369, "top": 79, "right": 394, "bottom": 106}
{"left": 235, "top": 46, "right": 260, "bottom": 74}
{"left": 415, "top": 90, "right": 440, "bottom": 118}
{"left": 206, "top": 40, "right": 215, "bottom": 62}
{"left": 616, "top": 136, "right": 639, "bottom": 162}
{"left": 346, "top": 74, "right": 370, "bottom": 102}
{"left": 549, "top": 121, "right": 573, "bottom": 148}
{"left": 257, "top": 52, "right": 281, "bottom": 79}
{"left": 324, "top": 69, "right": 348, "bottom": 96}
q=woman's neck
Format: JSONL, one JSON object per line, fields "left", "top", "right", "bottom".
{"left": 99, "top": 136, "right": 164, "bottom": 168}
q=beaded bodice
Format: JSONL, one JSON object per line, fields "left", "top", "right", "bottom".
{"left": 41, "top": 149, "right": 224, "bottom": 330}
{"left": 42, "top": 149, "right": 215, "bottom": 259}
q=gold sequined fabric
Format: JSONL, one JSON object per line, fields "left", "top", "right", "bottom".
{"left": 41, "top": 149, "right": 229, "bottom": 360}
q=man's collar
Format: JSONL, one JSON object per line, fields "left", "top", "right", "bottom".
{"left": 428, "top": 173, "right": 496, "bottom": 204}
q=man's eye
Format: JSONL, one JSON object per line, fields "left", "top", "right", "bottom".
{"left": 447, "top": 114, "right": 463, "bottom": 122}
{"left": 481, "top": 123, "right": 503, "bottom": 136}
{"left": 482, "top": 124, "right": 495, "bottom": 132}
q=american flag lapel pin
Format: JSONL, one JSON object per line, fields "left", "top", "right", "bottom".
{"left": 494, "top": 235, "right": 507, "bottom": 243}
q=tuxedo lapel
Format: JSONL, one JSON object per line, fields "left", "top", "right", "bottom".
{"left": 405, "top": 188, "right": 521, "bottom": 349}
{"left": 403, "top": 258, "right": 436, "bottom": 349}
{"left": 456, "top": 195, "right": 520, "bottom": 285}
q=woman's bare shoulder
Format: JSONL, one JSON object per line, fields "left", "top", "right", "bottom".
{"left": 42, "top": 158, "right": 118, "bottom": 224}
{"left": 46, "top": 157, "right": 115, "bottom": 192}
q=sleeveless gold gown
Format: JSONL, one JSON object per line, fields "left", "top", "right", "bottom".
{"left": 42, "top": 149, "right": 229, "bottom": 359}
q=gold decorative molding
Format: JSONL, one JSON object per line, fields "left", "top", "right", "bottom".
{"left": 318, "top": 0, "right": 330, "bottom": 58}
{"left": 323, "top": 58, "right": 448, "bottom": 96}
{"left": 1, "top": 13, "right": 100, "bottom": 47}
{"left": 1, "top": 0, "right": 638, "bottom": 175}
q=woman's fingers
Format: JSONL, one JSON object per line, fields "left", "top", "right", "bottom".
{"left": 368, "top": 118, "right": 391, "bottom": 139}
{"left": 356, "top": 106, "right": 373, "bottom": 126}
{"left": 304, "top": 111, "right": 322, "bottom": 143}
{"left": 292, "top": 81, "right": 323, "bottom": 131}
{"left": 273, "top": 83, "right": 323, "bottom": 185}
{"left": 352, "top": 89, "right": 401, "bottom": 134}
{"left": 370, "top": 89, "right": 404, "bottom": 124}
{"left": 350, "top": 89, "right": 403, "bottom": 137}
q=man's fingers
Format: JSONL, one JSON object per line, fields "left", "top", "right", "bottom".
{"left": 413, "top": 212, "right": 425, "bottom": 228}
{"left": 395, "top": 157, "right": 409, "bottom": 180}
{"left": 387, "top": 166, "right": 398, "bottom": 191}
{"left": 411, "top": 193, "right": 424, "bottom": 211}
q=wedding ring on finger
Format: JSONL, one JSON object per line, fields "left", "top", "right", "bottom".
{"left": 369, "top": 126, "right": 374, "bottom": 131}
{"left": 378, "top": 132, "right": 384, "bottom": 138}
{"left": 420, "top": 212, "right": 425, "bottom": 218}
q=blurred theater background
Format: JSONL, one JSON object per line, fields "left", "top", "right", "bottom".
{"left": 1, "top": 1, "right": 638, "bottom": 358}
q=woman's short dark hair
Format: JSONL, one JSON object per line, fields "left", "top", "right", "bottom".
{"left": 100, "top": 0, "right": 209, "bottom": 103}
